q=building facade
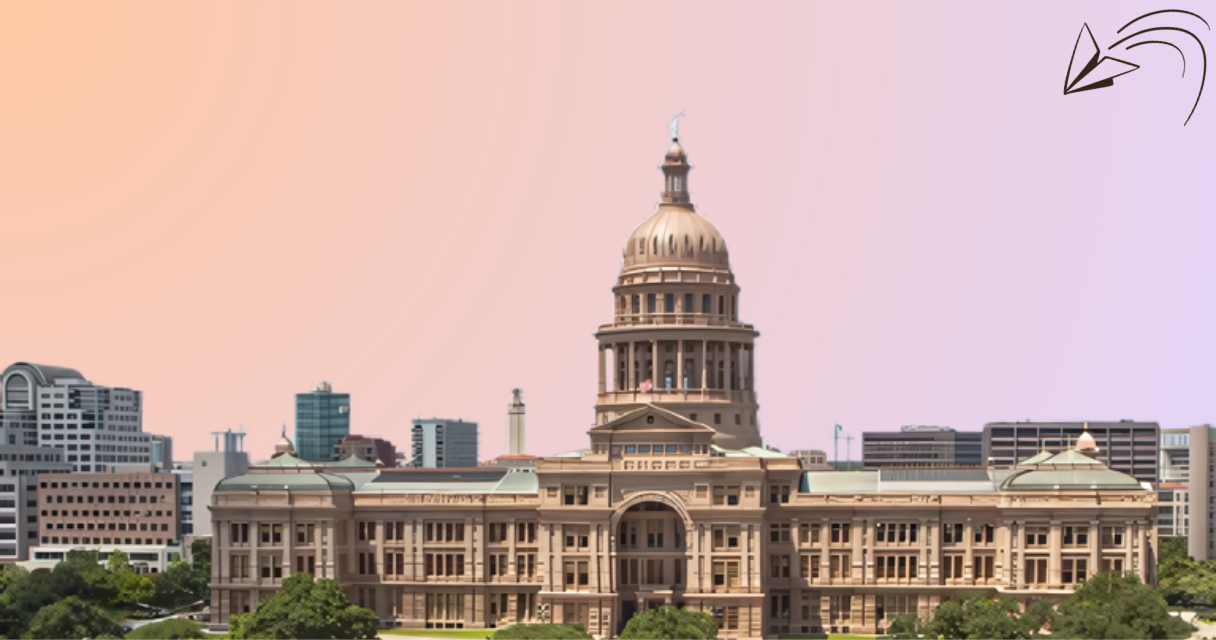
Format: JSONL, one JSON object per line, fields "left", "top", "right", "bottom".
{"left": 0, "top": 444, "right": 73, "bottom": 561}
{"left": 192, "top": 430, "right": 250, "bottom": 539}
{"left": 152, "top": 434, "right": 174, "bottom": 470}
{"left": 983, "top": 421, "right": 1159, "bottom": 486}
{"left": 410, "top": 419, "right": 479, "bottom": 468}
{"left": 208, "top": 133, "right": 1160, "bottom": 638}
{"left": 336, "top": 435, "right": 397, "bottom": 466}
{"left": 295, "top": 381, "right": 351, "bottom": 462}
{"left": 1, "top": 362, "right": 154, "bottom": 472}
{"left": 31, "top": 470, "right": 183, "bottom": 573}
{"left": 1157, "top": 425, "right": 1214, "bottom": 559}
{"left": 862, "top": 427, "right": 983, "bottom": 469}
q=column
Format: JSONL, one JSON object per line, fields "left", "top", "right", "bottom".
{"left": 650, "top": 339, "right": 657, "bottom": 386}
{"left": 918, "top": 518, "right": 928, "bottom": 586}
{"left": 677, "top": 340, "right": 684, "bottom": 390}
{"left": 1090, "top": 520, "right": 1101, "bottom": 579}
{"left": 852, "top": 516, "right": 866, "bottom": 585}
{"left": 598, "top": 345, "right": 606, "bottom": 395}
{"left": 820, "top": 517, "right": 831, "bottom": 584}
{"left": 1048, "top": 521, "right": 1062, "bottom": 589}
{"left": 1135, "top": 522, "right": 1147, "bottom": 578}
{"left": 509, "top": 520, "right": 518, "bottom": 577}
{"left": 725, "top": 342, "right": 733, "bottom": 392}
{"left": 964, "top": 517, "right": 974, "bottom": 584}
{"left": 701, "top": 340, "right": 708, "bottom": 392}
{"left": 284, "top": 518, "right": 295, "bottom": 580}
{"left": 1124, "top": 520, "right": 1134, "bottom": 576}
{"left": 748, "top": 343, "right": 755, "bottom": 391}
{"left": 250, "top": 520, "right": 260, "bottom": 585}
{"left": 628, "top": 342, "right": 636, "bottom": 391}
{"left": 326, "top": 519, "right": 337, "bottom": 580}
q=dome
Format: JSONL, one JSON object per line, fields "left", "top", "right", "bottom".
{"left": 623, "top": 205, "right": 730, "bottom": 271}
{"left": 665, "top": 140, "right": 687, "bottom": 162}
{"left": 274, "top": 424, "right": 296, "bottom": 456}
{"left": 315, "top": 381, "right": 332, "bottom": 392}
{"left": 1075, "top": 430, "right": 1098, "bottom": 452}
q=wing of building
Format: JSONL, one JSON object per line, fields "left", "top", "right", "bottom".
{"left": 207, "top": 131, "right": 1158, "bottom": 639}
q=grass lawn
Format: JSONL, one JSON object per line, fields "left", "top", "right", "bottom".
{"left": 380, "top": 629, "right": 493, "bottom": 639}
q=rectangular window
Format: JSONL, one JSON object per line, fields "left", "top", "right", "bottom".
{"left": 1063, "top": 526, "right": 1089, "bottom": 548}
{"left": 799, "top": 523, "right": 821, "bottom": 545}
{"left": 943, "top": 523, "right": 964, "bottom": 544}
{"left": 770, "top": 523, "right": 791, "bottom": 543}
{"left": 975, "top": 555, "right": 996, "bottom": 579}
{"left": 973, "top": 524, "right": 994, "bottom": 545}
{"left": 1101, "top": 526, "right": 1126, "bottom": 548}
{"left": 664, "top": 293, "right": 674, "bottom": 314}
{"left": 517, "top": 522, "right": 537, "bottom": 543}
{"left": 702, "top": 294, "right": 711, "bottom": 314}
{"left": 769, "top": 554, "right": 790, "bottom": 578}
{"left": 830, "top": 523, "right": 851, "bottom": 544}
{"left": 712, "top": 486, "right": 740, "bottom": 506}
{"left": 1025, "top": 527, "right": 1049, "bottom": 547}
{"left": 800, "top": 553, "right": 821, "bottom": 579}
{"left": 943, "top": 554, "right": 964, "bottom": 579}
{"left": 830, "top": 553, "right": 851, "bottom": 579}
{"left": 769, "top": 484, "right": 791, "bottom": 504}
{"left": 647, "top": 294, "right": 656, "bottom": 314}
{"left": 829, "top": 595, "right": 852, "bottom": 624}
{"left": 563, "top": 486, "right": 589, "bottom": 506}
{"left": 1025, "top": 557, "right": 1048, "bottom": 584}
{"left": 1062, "top": 557, "right": 1088, "bottom": 584}
{"left": 684, "top": 293, "right": 693, "bottom": 314}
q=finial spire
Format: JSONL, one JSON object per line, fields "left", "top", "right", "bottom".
{"left": 669, "top": 110, "right": 685, "bottom": 141}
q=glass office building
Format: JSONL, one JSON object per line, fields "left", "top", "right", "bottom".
{"left": 294, "top": 381, "right": 351, "bottom": 462}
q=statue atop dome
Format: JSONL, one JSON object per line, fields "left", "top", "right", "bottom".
{"left": 669, "top": 110, "right": 685, "bottom": 141}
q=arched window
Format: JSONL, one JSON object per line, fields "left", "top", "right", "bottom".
{"left": 639, "top": 239, "right": 645, "bottom": 254}
{"left": 653, "top": 237, "right": 659, "bottom": 255}
{"left": 718, "top": 296, "right": 725, "bottom": 315}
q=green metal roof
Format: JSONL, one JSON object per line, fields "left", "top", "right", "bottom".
{"left": 1001, "top": 467, "right": 1144, "bottom": 491}
{"left": 1018, "top": 450, "right": 1055, "bottom": 465}
{"left": 215, "top": 472, "right": 354, "bottom": 493}
{"left": 739, "top": 446, "right": 790, "bottom": 458}
{"left": 256, "top": 454, "right": 315, "bottom": 468}
{"left": 355, "top": 470, "right": 539, "bottom": 495}
{"left": 801, "top": 471, "right": 879, "bottom": 493}
{"left": 1040, "top": 450, "right": 1103, "bottom": 466}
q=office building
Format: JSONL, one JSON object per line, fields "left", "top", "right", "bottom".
{"left": 1, "top": 362, "right": 155, "bottom": 472}
{"left": 172, "top": 461, "right": 194, "bottom": 538}
{"left": 790, "top": 450, "right": 834, "bottom": 471}
{"left": 191, "top": 429, "right": 249, "bottom": 539}
{"left": 1157, "top": 425, "right": 1214, "bottom": 559}
{"left": 0, "top": 443, "right": 73, "bottom": 561}
{"left": 335, "top": 435, "right": 397, "bottom": 466}
{"left": 983, "top": 421, "right": 1159, "bottom": 485}
{"left": 862, "top": 426, "right": 983, "bottom": 469}
{"left": 409, "top": 419, "right": 478, "bottom": 468}
{"left": 209, "top": 132, "right": 1159, "bottom": 636}
{"left": 31, "top": 470, "right": 182, "bottom": 573}
{"left": 151, "top": 434, "right": 174, "bottom": 470}
{"left": 508, "top": 389, "right": 526, "bottom": 455}
{"left": 295, "top": 381, "right": 351, "bottom": 462}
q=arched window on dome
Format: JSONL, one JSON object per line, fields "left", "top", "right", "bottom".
{"left": 702, "top": 294, "right": 711, "bottom": 314}
{"left": 699, "top": 236, "right": 705, "bottom": 253}
{"left": 632, "top": 295, "right": 640, "bottom": 315}
{"left": 668, "top": 235, "right": 675, "bottom": 255}
{"left": 731, "top": 295, "right": 737, "bottom": 320}
{"left": 684, "top": 235, "right": 691, "bottom": 256}
{"left": 639, "top": 239, "right": 645, "bottom": 255}
{"left": 718, "top": 296, "right": 725, "bottom": 316}
{"left": 653, "top": 237, "right": 659, "bottom": 255}
{"left": 712, "top": 238, "right": 717, "bottom": 254}
{"left": 717, "top": 361, "right": 725, "bottom": 391}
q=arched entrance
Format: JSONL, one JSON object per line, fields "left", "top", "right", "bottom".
{"left": 611, "top": 496, "right": 691, "bottom": 633}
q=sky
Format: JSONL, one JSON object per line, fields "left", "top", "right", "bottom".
{"left": 1, "top": 2, "right": 1212, "bottom": 463}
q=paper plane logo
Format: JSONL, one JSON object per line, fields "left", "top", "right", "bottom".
{"left": 1064, "top": 10, "right": 1209, "bottom": 125}
{"left": 1064, "top": 24, "right": 1139, "bottom": 94}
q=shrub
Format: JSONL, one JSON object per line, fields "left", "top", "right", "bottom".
{"left": 619, "top": 606, "right": 717, "bottom": 640}
{"left": 125, "top": 617, "right": 209, "bottom": 639}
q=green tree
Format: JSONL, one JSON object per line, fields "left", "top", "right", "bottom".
{"left": 22, "top": 595, "right": 125, "bottom": 640}
{"left": 492, "top": 624, "right": 594, "bottom": 640}
{"left": 126, "top": 618, "right": 209, "bottom": 639}
{"left": 1023, "top": 598, "right": 1056, "bottom": 636}
{"left": 619, "top": 606, "right": 717, "bottom": 640}
{"left": 886, "top": 613, "right": 922, "bottom": 639}
{"left": 151, "top": 561, "right": 201, "bottom": 610}
{"left": 106, "top": 549, "right": 133, "bottom": 575}
{"left": 1053, "top": 572, "right": 1194, "bottom": 639}
{"left": 960, "top": 597, "right": 1030, "bottom": 640}
{"left": 924, "top": 599, "right": 966, "bottom": 640}
{"left": 227, "top": 573, "right": 378, "bottom": 639}
{"left": 190, "top": 539, "right": 212, "bottom": 601}
{"left": 0, "top": 564, "right": 29, "bottom": 597}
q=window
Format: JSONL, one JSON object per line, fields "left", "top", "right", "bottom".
{"left": 259, "top": 524, "right": 282, "bottom": 544}
{"left": 973, "top": 524, "right": 994, "bottom": 545}
{"left": 296, "top": 523, "right": 315, "bottom": 544}
{"left": 646, "top": 520, "right": 664, "bottom": 549}
{"left": 564, "top": 526, "right": 590, "bottom": 550}
{"left": 702, "top": 294, "right": 711, "bottom": 314}
{"left": 563, "top": 561, "right": 589, "bottom": 588}
{"left": 712, "top": 561, "right": 740, "bottom": 588}
{"left": 516, "top": 553, "right": 536, "bottom": 578}
{"left": 875, "top": 522, "right": 918, "bottom": 544}
{"left": 875, "top": 554, "right": 919, "bottom": 580}
{"left": 1025, "top": 526, "right": 1049, "bottom": 547}
{"left": 488, "top": 522, "right": 508, "bottom": 543}
{"left": 799, "top": 523, "right": 821, "bottom": 545}
{"left": 712, "top": 486, "right": 740, "bottom": 506}
{"left": 1063, "top": 526, "right": 1089, "bottom": 548}
{"left": 230, "top": 554, "right": 250, "bottom": 579}
{"left": 1100, "top": 557, "right": 1125, "bottom": 574}
{"left": 829, "top": 553, "right": 851, "bottom": 579}
{"left": 425, "top": 522, "right": 465, "bottom": 543}
{"left": 770, "top": 484, "right": 791, "bottom": 504}
{"left": 1025, "top": 558, "right": 1048, "bottom": 584}
{"left": 800, "top": 553, "right": 821, "bottom": 579}
{"left": 712, "top": 526, "right": 740, "bottom": 550}
{"left": 1062, "top": 558, "right": 1088, "bottom": 584}
{"left": 829, "top": 595, "right": 852, "bottom": 624}
{"left": 830, "top": 523, "right": 851, "bottom": 544}
{"left": 769, "top": 554, "right": 791, "bottom": 578}
{"left": 770, "top": 523, "right": 791, "bottom": 543}
{"left": 943, "top": 554, "right": 964, "bottom": 579}
{"left": 488, "top": 553, "right": 509, "bottom": 577}
{"left": 384, "top": 521, "right": 405, "bottom": 542}
{"left": 563, "top": 486, "right": 588, "bottom": 506}
{"left": 424, "top": 553, "right": 465, "bottom": 577}
{"left": 770, "top": 594, "right": 791, "bottom": 623}
{"left": 516, "top": 521, "right": 537, "bottom": 543}
{"left": 975, "top": 555, "right": 996, "bottom": 579}
{"left": 943, "top": 523, "right": 964, "bottom": 544}
{"left": 1101, "top": 526, "right": 1126, "bottom": 548}
{"left": 684, "top": 293, "right": 693, "bottom": 314}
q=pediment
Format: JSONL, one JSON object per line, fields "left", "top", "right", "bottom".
{"left": 589, "top": 404, "right": 716, "bottom": 434}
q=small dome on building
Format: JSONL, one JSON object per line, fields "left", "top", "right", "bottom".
{"left": 1075, "top": 429, "right": 1098, "bottom": 453}
{"left": 315, "top": 381, "right": 332, "bottom": 392}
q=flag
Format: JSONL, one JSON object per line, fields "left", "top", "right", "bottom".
{"left": 639, "top": 379, "right": 652, "bottom": 392}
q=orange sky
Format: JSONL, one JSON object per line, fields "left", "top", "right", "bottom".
{"left": 2, "top": 1, "right": 1213, "bottom": 462}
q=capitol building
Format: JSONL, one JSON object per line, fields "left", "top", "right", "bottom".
{"left": 207, "top": 130, "right": 1159, "bottom": 638}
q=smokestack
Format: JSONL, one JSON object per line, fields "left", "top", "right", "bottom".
{"left": 508, "top": 389, "right": 526, "bottom": 455}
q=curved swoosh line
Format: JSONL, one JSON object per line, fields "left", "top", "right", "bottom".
{"left": 1127, "top": 40, "right": 1187, "bottom": 77}
{"left": 1117, "top": 9, "right": 1210, "bottom": 34}
{"left": 1110, "top": 26, "right": 1206, "bottom": 125}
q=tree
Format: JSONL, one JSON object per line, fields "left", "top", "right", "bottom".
{"left": 0, "top": 564, "right": 29, "bottom": 597}
{"left": 1053, "top": 572, "right": 1194, "bottom": 639}
{"left": 227, "top": 573, "right": 378, "bottom": 639}
{"left": 190, "top": 539, "right": 212, "bottom": 601}
{"left": 106, "top": 549, "right": 133, "bottom": 575}
{"left": 958, "top": 597, "right": 1030, "bottom": 640}
{"left": 126, "top": 618, "right": 209, "bottom": 639}
{"left": 152, "top": 561, "right": 201, "bottom": 610}
{"left": 22, "top": 595, "right": 125, "bottom": 640}
{"left": 886, "top": 613, "right": 922, "bottom": 639}
{"left": 619, "top": 606, "right": 717, "bottom": 640}
{"left": 492, "top": 624, "right": 594, "bottom": 640}
{"left": 1023, "top": 599, "right": 1056, "bottom": 636}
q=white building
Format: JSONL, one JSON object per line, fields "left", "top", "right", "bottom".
{"left": 409, "top": 418, "right": 478, "bottom": 468}
{"left": 191, "top": 429, "right": 249, "bottom": 538}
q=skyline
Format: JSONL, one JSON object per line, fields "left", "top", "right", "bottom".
{"left": 2, "top": 1, "right": 1213, "bottom": 461}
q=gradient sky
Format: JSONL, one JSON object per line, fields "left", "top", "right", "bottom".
{"left": 1, "top": 2, "right": 1212, "bottom": 463}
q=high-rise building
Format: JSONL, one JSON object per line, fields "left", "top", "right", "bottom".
{"left": 409, "top": 419, "right": 478, "bottom": 468}
{"left": 862, "top": 426, "right": 983, "bottom": 469}
{"left": 593, "top": 134, "right": 761, "bottom": 450}
{"left": 294, "top": 381, "right": 350, "bottom": 462}
{"left": 1, "top": 362, "right": 155, "bottom": 472}
{"left": 1157, "top": 425, "right": 1214, "bottom": 559}
{"left": 151, "top": 435, "right": 174, "bottom": 470}
{"left": 191, "top": 429, "right": 249, "bottom": 538}
{"left": 508, "top": 389, "right": 526, "bottom": 455}
{"left": 0, "top": 442, "right": 72, "bottom": 561}
{"left": 983, "top": 421, "right": 1159, "bottom": 485}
